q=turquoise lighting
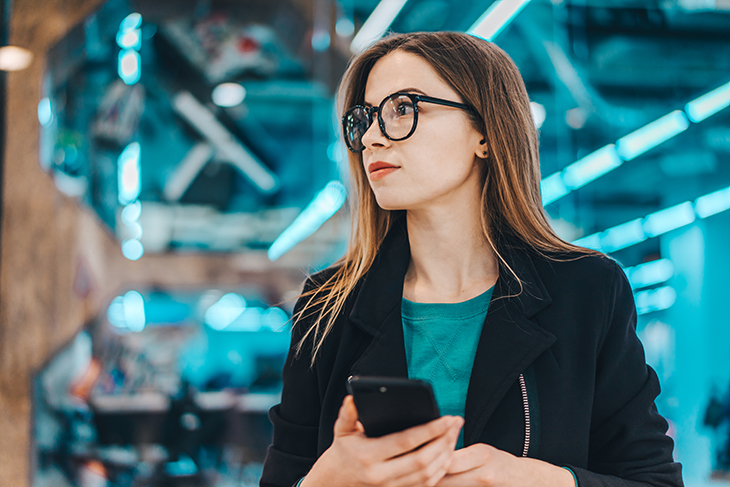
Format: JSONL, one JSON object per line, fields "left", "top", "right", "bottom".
{"left": 107, "top": 290, "right": 146, "bottom": 331}
{"left": 695, "top": 186, "right": 730, "bottom": 219}
{"left": 468, "top": 0, "right": 532, "bottom": 41}
{"left": 120, "top": 13, "right": 142, "bottom": 32}
{"left": 268, "top": 181, "right": 347, "bottom": 261}
{"left": 625, "top": 259, "right": 674, "bottom": 290}
{"left": 121, "top": 201, "right": 142, "bottom": 225}
{"left": 118, "top": 142, "right": 141, "bottom": 205}
{"left": 602, "top": 219, "right": 646, "bottom": 253}
{"left": 635, "top": 286, "right": 677, "bottom": 315}
{"left": 350, "top": 0, "right": 409, "bottom": 53}
{"left": 116, "top": 29, "right": 141, "bottom": 50}
{"left": 562, "top": 145, "right": 622, "bottom": 189}
{"left": 643, "top": 202, "right": 695, "bottom": 238}
{"left": 540, "top": 172, "right": 569, "bottom": 205}
{"left": 205, "top": 293, "right": 246, "bottom": 331}
{"left": 685, "top": 81, "right": 730, "bottom": 123}
{"left": 573, "top": 186, "right": 730, "bottom": 254}
{"left": 122, "top": 238, "right": 144, "bottom": 260}
{"left": 616, "top": 110, "right": 689, "bottom": 161}
{"left": 38, "top": 98, "right": 53, "bottom": 127}
{"left": 572, "top": 233, "right": 601, "bottom": 251}
{"left": 118, "top": 49, "right": 141, "bottom": 85}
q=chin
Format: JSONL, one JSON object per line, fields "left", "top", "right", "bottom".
{"left": 372, "top": 192, "right": 424, "bottom": 211}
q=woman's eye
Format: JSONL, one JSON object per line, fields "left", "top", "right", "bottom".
{"left": 395, "top": 102, "right": 414, "bottom": 116}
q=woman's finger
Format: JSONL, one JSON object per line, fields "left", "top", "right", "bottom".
{"left": 374, "top": 415, "right": 460, "bottom": 460}
{"left": 446, "top": 443, "right": 492, "bottom": 474}
{"left": 378, "top": 417, "right": 463, "bottom": 484}
{"left": 333, "top": 395, "right": 362, "bottom": 436}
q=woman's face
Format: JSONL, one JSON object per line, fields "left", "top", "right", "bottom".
{"left": 360, "top": 50, "right": 486, "bottom": 211}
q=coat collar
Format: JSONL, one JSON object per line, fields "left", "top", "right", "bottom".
{"left": 347, "top": 216, "right": 556, "bottom": 442}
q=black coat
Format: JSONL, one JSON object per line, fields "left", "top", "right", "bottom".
{"left": 261, "top": 218, "right": 684, "bottom": 487}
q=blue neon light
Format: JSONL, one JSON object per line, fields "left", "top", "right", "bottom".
{"left": 625, "top": 259, "right": 674, "bottom": 290}
{"left": 572, "top": 233, "right": 601, "bottom": 251}
{"left": 118, "top": 142, "right": 141, "bottom": 205}
{"left": 602, "top": 219, "right": 646, "bottom": 253}
{"left": 122, "top": 238, "right": 144, "bottom": 261}
{"left": 116, "top": 29, "right": 141, "bottom": 50}
{"left": 107, "top": 290, "right": 146, "bottom": 331}
{"left": 635, "top": 286, "right": 676, "bottom": 315}
{"left": 695, "top": 186, "right": 730, "bottom": 219}
{"left": 562, "top": 145, "right": 622, "bottom": 189}
{"left": 118, "top": 49, "right": 141, "bottom": 85}
{"left": 205, "top": 293, "right": 246, "bottom": 331}
{"left": 468, "top": 0, "right": 532, "bottom": 41}
{"left": 268, "top": 181, "right": 347, "bottom": 261}
{"left": 616, "top": 110, "right": 689, "bottom": 161}
{"left": 120, "top": 13, "right": 142, "bottom": 32}
{"left": 540, "top": 172, "right": 569, "bottom": 206}
{"left": 643, "top": 202, "right": 695, "bottom": 238}
{"left": 685, "top": 81, "right": 730, "bottom": 123}
{"left": 38, "top": 98, "right": 53, "bottom": 127}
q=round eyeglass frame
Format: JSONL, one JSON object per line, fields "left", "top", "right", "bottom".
{"left": 341, "top": 91, "right": 474, "bottom": 153}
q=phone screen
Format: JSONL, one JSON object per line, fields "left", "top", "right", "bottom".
{"left": 347, "top": 376, "right": 440, "bottom": 437}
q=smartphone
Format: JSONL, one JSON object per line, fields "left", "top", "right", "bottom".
{"left": 346, "top": 375, "right": 440, "bottom": 438}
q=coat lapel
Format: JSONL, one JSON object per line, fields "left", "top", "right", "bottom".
{"left": 346, "top": 217, "right": 556, "bottom": 444}
{"left": 349, "top": 216, "right": 410, "bottom": 378}
{"left": 464, "top": 246, "right": 556, "bottom": 445}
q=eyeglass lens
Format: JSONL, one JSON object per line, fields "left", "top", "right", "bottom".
{"left": 344, "top": 94, "right": 416, "bottom": 152}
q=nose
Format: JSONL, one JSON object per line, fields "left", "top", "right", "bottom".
{"left": 360, "top": 117, "right": 390, "bottom": 151}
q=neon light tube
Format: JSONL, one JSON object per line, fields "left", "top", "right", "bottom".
{"left": 625, "top": 259, "right": 674, "bottom": 290}
{"left": 468, "top": 0, "right": 532, "bottom": 41}
{"left": 350, "top": 0, "right": 409, "bottom": 54}
{"left": 562, "top": 145, "right": 622, "bottom": 190}
{"left": 642, "top": 202, "right": 695, "bottom": 238}
{"left": 695, "top": 185, "right": 730, "bottom": 219}
{"left": 616, "top": 110, "right": 689, "bottom": 161}
{"left": 268, "top": 181, "right": 347, "bottom": 261}
{"left": 685, "top": 81, "right": 730, "bottom": 123}
{"left": 540, "top": 172, "right": 569, "bottom": 205}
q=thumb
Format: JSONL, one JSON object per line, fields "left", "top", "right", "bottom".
{"left": 334, "top": 395, "right": 362, "bottom": 436}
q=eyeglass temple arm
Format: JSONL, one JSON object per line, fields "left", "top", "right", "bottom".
{"left": 414, "top": 95, "right": 471, "bottom": 110}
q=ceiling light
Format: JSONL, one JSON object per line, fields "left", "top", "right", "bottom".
{"left": 468, "top": 0, "right": 532, "bottom": 41}
{"left": 268, "top": 181, "right": 347, "bottom": 261}
{"left": 350, "top": 0, "right": 409, "bottom": 54}
{"left": 38, "top": 98, "right": 53, "bottom": 126}
{"left": 616, "top": 110, "right": 689, "bottom": 161}
{"left": 530, "top": 102, "right": 546, "bottom": 129}
{"left": 0, "top": 46, "right": 33, "bottom": 71}
{"left": 212, "top": 83, "right": 246, "bottom": 108}
{"left": 122, "top": 239, "right": 144, "bottom": 261}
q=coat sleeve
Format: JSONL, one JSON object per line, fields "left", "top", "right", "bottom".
{"left": 567, "top": 262, "right": 683, "bottom": 487}
{"left": 260, "top": 277, "right": 323, "bottom": 487}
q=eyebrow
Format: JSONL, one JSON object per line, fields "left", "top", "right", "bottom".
{"left": 364, "top": 87, "right": 428, "bottom": 107}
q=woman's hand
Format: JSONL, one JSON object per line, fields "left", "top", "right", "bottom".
{"left": 301, "top": 395, "right": 464, "bottom": 487}
{"left": 436, "top": 443, "right": 575, "bottom": 487}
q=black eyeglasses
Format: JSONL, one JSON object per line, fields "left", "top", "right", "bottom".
{"left": 341, "top": 91, "right": 473, "bottom": 153}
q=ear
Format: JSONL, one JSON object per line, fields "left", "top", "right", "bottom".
{"left": 475, "top": 138, "right": 489, "bottom": 159}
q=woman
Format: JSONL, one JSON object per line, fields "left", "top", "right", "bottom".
{"left": 260, "top": 32, "right": 683, "bottom": 487}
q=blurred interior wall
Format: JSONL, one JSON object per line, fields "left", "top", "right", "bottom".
{"left": 0, "top": 1, "right": 109, "bottom": 485}
{"left": 0, "top": 2, "right": 305, "bottom": 485}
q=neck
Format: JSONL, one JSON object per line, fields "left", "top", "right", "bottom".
{"left": 403, "top": 199, "right": 499, "bottom": 304}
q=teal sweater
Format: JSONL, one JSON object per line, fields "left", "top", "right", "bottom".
{"left": 401, "top": 286, "right": 494, "bottom": 449}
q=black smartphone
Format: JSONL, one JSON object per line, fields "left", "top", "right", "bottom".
{"left": 346, "top": 375, "right": 441, "bottom": 438}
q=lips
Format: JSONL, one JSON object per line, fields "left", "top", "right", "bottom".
{"left": 368, "top": 161, "right": 400, "bottom": 174}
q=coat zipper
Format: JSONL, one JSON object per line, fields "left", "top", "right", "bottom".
{"left": 518, "top": 373, "right": 531, "bottom": 457}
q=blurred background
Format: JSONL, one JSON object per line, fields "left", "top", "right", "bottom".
{"left": 0, "top": 0, "right": 729, "bottom": 486}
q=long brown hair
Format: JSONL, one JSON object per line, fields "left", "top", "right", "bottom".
{"left": 294, "top": 32, "right": 600, "bottom": 364}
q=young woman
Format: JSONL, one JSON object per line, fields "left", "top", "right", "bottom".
{"left": 260, "top": 32, "right": 683, "bottom": 487}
